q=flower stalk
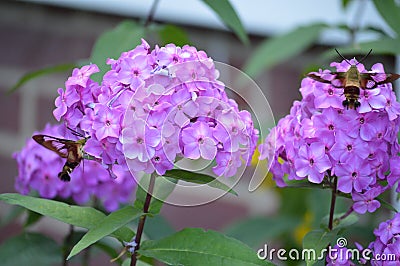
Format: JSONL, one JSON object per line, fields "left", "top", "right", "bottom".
{"left": 144, "top": 0, "right": 160, "bottom": 27}
{"left": 328, "top": 175, "right": 337, "bottom": 231}
{"left": 131, "top": 173, "right": 156, "bottom": 266}
{"left": 63, "top": 224, "right": 74, "bottom": 266}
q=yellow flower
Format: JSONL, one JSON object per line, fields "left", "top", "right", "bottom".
{"left": 250, "top": 148, "right": 275, "bottom": 188}
{"left": 294, "top": 211, "right": 313, "bottom": 245}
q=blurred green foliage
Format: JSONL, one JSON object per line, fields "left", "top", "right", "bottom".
{"left": 245, "top": 0, "right": 400, "bottom": 79}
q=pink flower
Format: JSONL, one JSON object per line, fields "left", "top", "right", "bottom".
{"left": 352, "top": 187, "right": 383, "bottom": 214}
{"left": 213, "top": 151, "right": 242, "bottom": 177}
{"left": 170, "top": 88, "right": 198, "bottom": 127}
{"left": 374, "top": 213, "right": 400, "bottom": 244}
{"left": 313, "top": 82, "right": 343, "bottom": 109}
{"left": 214, "top": 109, "right": 246, "bottom": 152}
{"left": 335, "top": 157, "right": 373, "bottom": 193}
{"left": 66, "top": 64, "right": 99, "bottom": 87}
{"left": 121, "top": 119, "right": 161, "bottom": 162}
{"left": 182, "top": 121, "right": 217, "bottom": 160}
{"left": 48, "top": 40, "right": 258, "bottom": 179}
{"left": 150, "top": 149, "right": 174, "bottom": 175}
{"left": 330, "top": 131, "right": 369, "bottom": 162}
{"left": 295, "top": 142, "right": 332, "bottom": 183}
{"left": 118, "top": 56, "right": 152, "bottom": 90}
{"left": 53, "top": 88, "right": 67, "bottom": 121}
{"left": 92, "top": 106, "right": 122, "bottom": 140}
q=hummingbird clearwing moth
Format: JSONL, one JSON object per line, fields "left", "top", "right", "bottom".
{"left": 307, "top": 49, "right": 400, "bottom": 109}
{"left": 32, "top": 128, "right": 90, "bottom": 182}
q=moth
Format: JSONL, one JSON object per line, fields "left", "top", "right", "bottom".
{"left": 32, "top": 129, "right": 90, "bottom": 182}
{"left": 307, "top": 49, "right": 400, "bottom": 109}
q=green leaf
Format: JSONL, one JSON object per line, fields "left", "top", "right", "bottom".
{"left": 363, "top": 25, "right": 389, "bottom": 36}
{"left": 0, "top": 193, "right": 103, "bottom": 228}
{"left": 139, "top": 228, "right": 274, "bottom": 265}
{"left": 357, "top": 38, "right": 400, "bottom": 54}
{"left": 308, "top": 190, "right": 348, "bottom": 230}
{"left": 335, "top": 213, "right": 358, "bottom": 230}
{"left": 377, "top": 196, "right": 399, "bottom": 212}
{"left": 67, "top": 206, "right": 142, "bottom": 260}
{"left": 341, "top": 0, "right": 354, "bottom": 9}
{"left": 163, "top": 169, "right": 238, "bottom": 196}
{"left": 201, "top": 0, "right": 249, "bottom": 44}
{"left": 0, "top": 232, "right": 62, "bottom": 266}
{"left": 24, "top": 209, "right": 43, "bottom": 228}
{"left": 373, "top": 0, "right": 400, "bottom": 36}
{"left": 144, "top": 215, "right": 175, "bottom": 240}
{"left": 321, "top": 38, "right": 400, "bottom": 62}
{"left": 302, "top": 229, "right": 338, "bottom": 266}
{"left": 284, "top": 179, "right": 327, "bottom": 189}
{"left": 280, "top": 188, "right": 309, "bottom": 217}
{"left": 0, "top": 193, "right": 134, "bottom": 242}
{"left": 8, "top": 63, "right": 76, "bottom": 93}
{"left": 244, "top": 24, "right": 326, "bottom": 78}
{"left": 320, "top": 212, "right": 358, "bottom": 231}
{"left": 134, "top": 175, "right": 177, "bottom": 215}
{"left": 90, "top": 20, "right": 145, "bottom": 82}
{"left": 224, "top": 216, "right": 300, "bottom": 248}
{"left": 157, "top": 24, "right": 190, "bottom": 46}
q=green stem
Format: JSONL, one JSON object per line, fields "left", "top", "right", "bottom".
{"left": 325, "top": 175, "right": 338, "bottom": 266}
{"left": 339, "top": 207, "right": 354, "bottom": 221}
{"left": 63, "top": 224, "right": 74, "bottom": 266}
{"left": 131, "top": 173, "right": 156, "bottom": 266}
{"left": 350, "top": 0, "right": 367, "bottom": 47}
{"left": 328, "top": 175, "right": 338, "bottom": 231}
{"left": 144, "top": 0, "right": 160, "bottom": 27}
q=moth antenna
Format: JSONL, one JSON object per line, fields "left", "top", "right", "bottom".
{"left": 335, "top": 48, "right": 351, "bottom": 65}
{"left": 357, "top": 49, "right": 372, "bottom": 65}
{"left": 67, "top": 126, "right": 84, "bottom": 137}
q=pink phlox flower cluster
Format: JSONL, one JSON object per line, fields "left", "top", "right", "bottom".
{"left": 53, "top": 39, "right": 258, "bottom": 177}
{"left": 356, "top": 213, "right": 400, "bottom": 265}
{"left": 371, "top": 213, "right": 400, "bottom": 255}
{"left": 13, "top": 123, "right": 135, "bottom": 211}
{"left": 259, "top": 60, "right": 400, "bottom": 213}
{"left": 326, "top": 244, "right": 354, "bottom": 266}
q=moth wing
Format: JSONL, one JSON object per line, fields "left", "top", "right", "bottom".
{"left": 32, "top": 135, "right": 71, "bottom": 158}
{"left": 330, "top": 78, "right": 345, "bottom": 88}
{"left": 359, "top": 73, "right": 377, "bottom": 89}
{"left": 360, "top": 73, "right": 400, "bottom": 89}
{"left": 307, "top": 73, "right": 332, "bottom": 84}
{"left": 376, "top": 73, "right": 400, "bottom": 85}
{"left": 332, "top": 72, "right": 346, "bottom": 79}
{"left": 328, "top": 72, "right": 346, "bottom": 88}
{"left": 307, "top": 72, "right": 345, "bottom": 88}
